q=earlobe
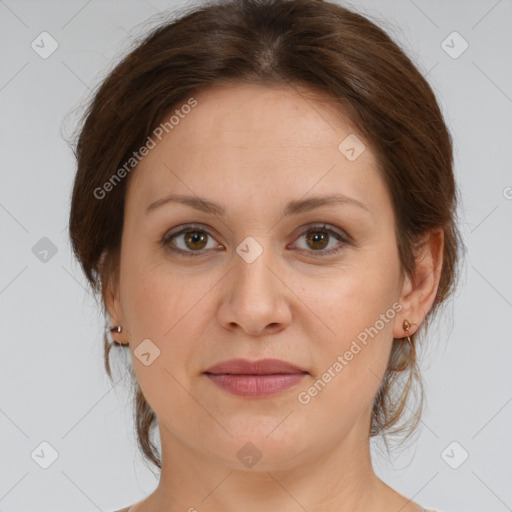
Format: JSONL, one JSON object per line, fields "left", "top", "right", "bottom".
{"left": 395, "top": 228, "right": 444, "bottom": 337}
{"left": 99, "top": 251, "right": 128, "bottom": 344}
{"left": 105, "top": 290, "right": 129, "bottom": 345}
{"left": 104, "top": 274, "right": 125, "bottom": 337}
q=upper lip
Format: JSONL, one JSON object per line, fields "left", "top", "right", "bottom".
{"left": 204, "top": 358, "right": 308, "bottom": 375}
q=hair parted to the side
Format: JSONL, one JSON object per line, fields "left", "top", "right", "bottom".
{"left": 68, "top": 0, "right": 462, "bottom": 471}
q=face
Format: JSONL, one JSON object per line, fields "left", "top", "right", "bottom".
{"left": 108, "top": 83, "right": 410, "bottom": 470}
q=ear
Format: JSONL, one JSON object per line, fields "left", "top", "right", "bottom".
{"left": 105, "top": 274, "right": 123, "bottom": 327}
{"left": 393, "top": 228, "right": 444, "bottom": 338}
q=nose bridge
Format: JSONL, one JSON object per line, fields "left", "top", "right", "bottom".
{"left": 217, "top": 233, "right": 291, "bottom": 334}
{"left": 232, "top": 234, "right": 277, "bottom": 296}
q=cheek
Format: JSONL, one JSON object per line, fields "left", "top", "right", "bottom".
{"left": 308, "top": 249, "right": 400, "bottom": 342}
{"left": 120, "top": 255, "right": 217, "bottom": 372}
{"left": 300, "top": 249, "right": 400, "bottom": 397}
{"left": 294, "top": 283, "right": 397, "bottom": 436}
{"left": 122, "top": 252, "right": 201, "bottom": 330}
{"left": 120, "top": 260, "right": 206, "bottom": 415}
{"left": 312, "top": 281, "right": 396, "bottom": 384}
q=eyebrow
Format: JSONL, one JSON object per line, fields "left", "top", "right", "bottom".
{"left": 145, "top": 193, "right": 370, "bottom": 217}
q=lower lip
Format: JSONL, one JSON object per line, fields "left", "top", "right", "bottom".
{"left": 205, "top": 373, "right": 307, "bottom": 397}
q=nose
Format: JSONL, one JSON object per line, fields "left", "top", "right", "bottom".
{"left": 217, "top": 242, "right": 292, "bottom": 336}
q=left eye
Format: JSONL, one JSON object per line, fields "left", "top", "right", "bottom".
{"left": 292, "top": 224, "right": 348, "bottom": 256}
{"left": 161, "top": 223, "right": 348, "bottom": 257}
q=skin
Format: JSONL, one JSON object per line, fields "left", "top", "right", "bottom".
{"left": 106, "top": 82, "right": 443, "bottom": 512}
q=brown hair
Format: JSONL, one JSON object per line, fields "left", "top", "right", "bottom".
{"left": 69, "top": 0, "right": 462, "bottom": 470}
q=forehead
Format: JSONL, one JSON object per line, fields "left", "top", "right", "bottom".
{"left": 176, "top": 82, "right": 356, "bottom": 147}
{"left": 126, "top": 82, "right": 385, "bottom": 217}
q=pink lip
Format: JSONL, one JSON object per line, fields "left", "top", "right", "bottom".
{"left": 204, "top": 358, "right": 308, "bottom": 397}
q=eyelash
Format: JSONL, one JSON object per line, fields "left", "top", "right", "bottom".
{"left": 161, "top": 223, "right": 350, "bottom": 258}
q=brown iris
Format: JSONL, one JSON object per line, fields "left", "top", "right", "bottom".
{"left": 184, "top": 230, "right": 208, "bottom": 251}
{"left": 305, "top": 229, "right": 329, "bottom": 251}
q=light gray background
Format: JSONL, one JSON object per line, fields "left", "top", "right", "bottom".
{"left": 1, "top": 1, "right": 511, "bottom": 511}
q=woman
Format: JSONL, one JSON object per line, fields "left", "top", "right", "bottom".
{"left": 68, "top": 0, "right": 461, "bottom": 510}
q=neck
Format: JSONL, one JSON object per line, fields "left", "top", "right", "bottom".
{"left": 136, "top": 421, "right": 419, "bottom": 512}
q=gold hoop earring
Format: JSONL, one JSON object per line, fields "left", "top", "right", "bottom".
{"left": 402, "top": 319, "right": 418, "bottom": 364}
{"left": 402, "top": 319, "right": 416, "bottom": 343}
{"left": 109, "top": 325, "right": 127, "bottom": 345}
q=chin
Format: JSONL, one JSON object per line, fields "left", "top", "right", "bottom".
{"left": 201, "top": 422, "right": 311, "bottom": 471}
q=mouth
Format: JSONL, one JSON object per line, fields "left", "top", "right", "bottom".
{"left": 204, "top": 358, "right": 308, "bottom": 398}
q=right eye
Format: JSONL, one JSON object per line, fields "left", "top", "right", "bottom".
{"left": 161, "top": 223, "right": 223, "bottom": 256}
